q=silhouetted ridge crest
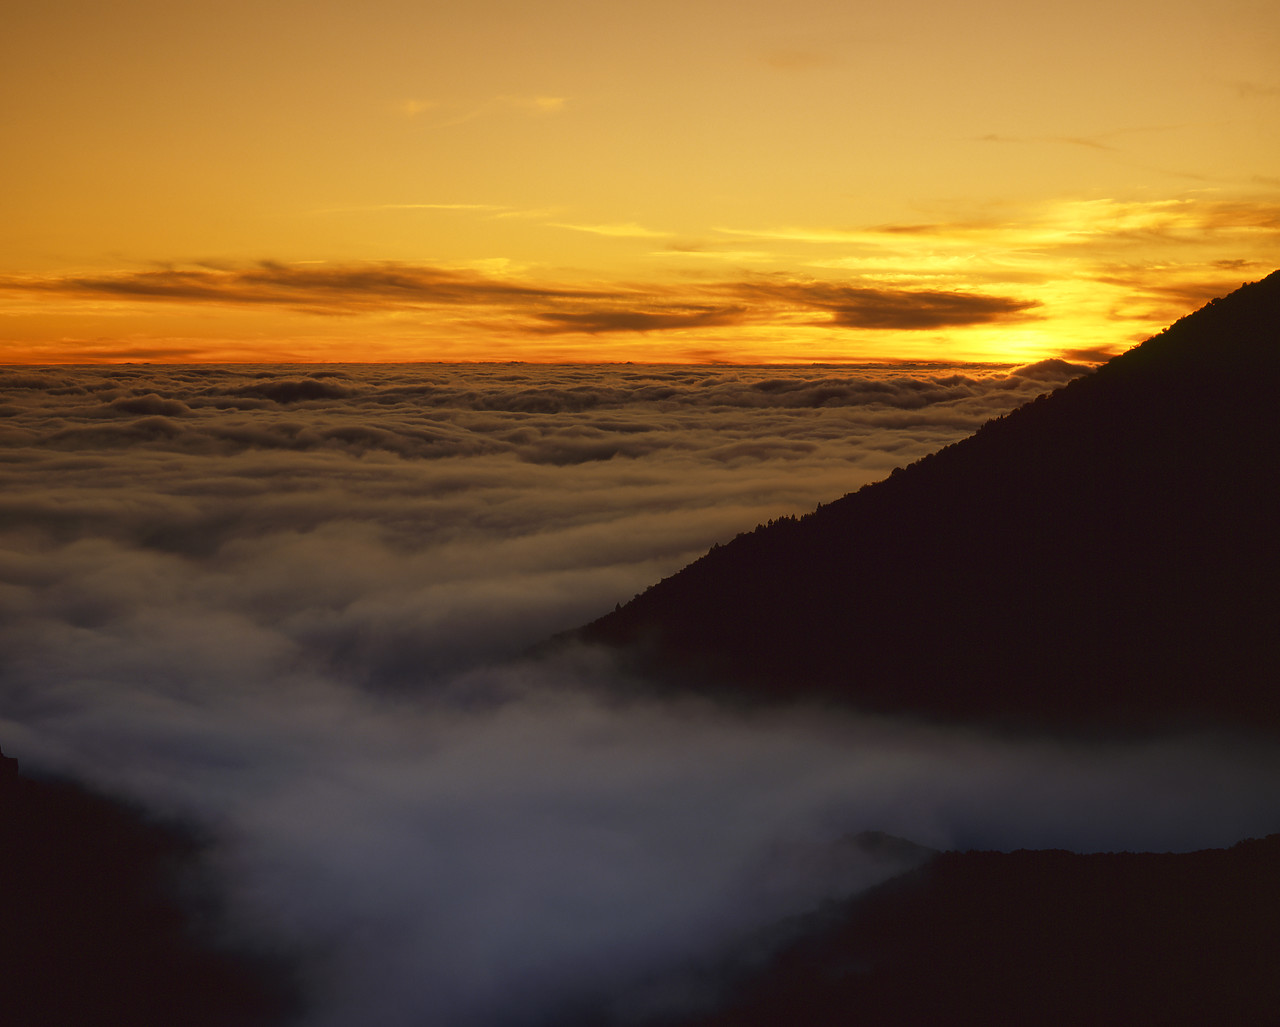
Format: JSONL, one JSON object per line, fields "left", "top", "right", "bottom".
{"left": 572, "top": 271, "right": 1280, "bottom": 730}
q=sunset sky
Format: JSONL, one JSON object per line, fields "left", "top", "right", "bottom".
{"left": 2, "top": 0, "right": 1277, "bottom": 364}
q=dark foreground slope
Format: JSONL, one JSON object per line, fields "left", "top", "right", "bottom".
{"left": 573, "top": 272, "right": 1280, "bottom": 731}
{"left": 651, "top": 835, "right": 1280, "bottom": 1027}
{"left": 0, "top": 764, "right": 297, "bottom": 1027}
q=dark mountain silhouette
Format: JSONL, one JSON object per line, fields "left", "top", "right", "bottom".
{"left": 645, "top": 834, "right": 1280, "bottom": 1027}
{"left": 568, "top": 271, "right": 1280, "bottom": 731}
{"left": 0, "top": 765, "right": 298, "bottom": 1027}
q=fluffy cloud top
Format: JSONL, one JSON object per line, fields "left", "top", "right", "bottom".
{"left": 4, "top": 362, "right": 1277, "bottom": 1027}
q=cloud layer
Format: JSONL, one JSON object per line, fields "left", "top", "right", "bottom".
{"left": 3, "top": 362, "right": 1278, "bottom": 1027}
{"left": 3, "top": 362, "right": 1080, "bottom": 674}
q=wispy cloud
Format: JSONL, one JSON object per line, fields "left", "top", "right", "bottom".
{"left": 715, "top": 226, "right": 870, "bottom": 245}
{"left": 974, "top": 129, "right": 1227, "bottom": 184}
{"left": 526, "top": 305, "right": 748, "bottom": 335}
{"left": 398, "top": 99, "right": 441, "bottom": 117}
{"left": 737, "top": 279, "right": 1042, "bottom": 330}
{"left": 0, "top": 262, "right": 600, "bottom": 313}
{"left": 432, "top": 94, "right": 569, "bottom": 129}
{"left": 313, "top": 203, "right": 507, "bottom": 215}
{"left": 553, "top": 222, "right": 669, "bottom": 239}
{"left": 4, "top": 195, "right": 1274, "bottom": 358}
{"left": 312, "top": 202, "right": 563, "bottom": 222}
{"left": 976, "top": 132, "right": 1118, "bottom": 150}
{"left": 0, "top": 262, "right": 1041, "bottom": 337}
{"left": 975, "top": 124, "right": 1182, "bottom": 151}
{"left": 510, "top": 95, "right": 567, "bottom": 113}
{"left": 489, "top": 207, "right": 563, "bottom": 220}
{"left": 1056, "top": 136, "right": 1119, "bottom": 152}
{"left": 723, "top": 197, "right": 1280, "bottom": 254}
{"left": 656, "top": 241, "right": 775, "bottom": 263}
{"left": 700, "top": 195, "right": 1279, "bottom": 349}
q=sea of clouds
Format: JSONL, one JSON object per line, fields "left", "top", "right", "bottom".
{"left": 3, "top": 361, "right": 1278, "bottom": 1026}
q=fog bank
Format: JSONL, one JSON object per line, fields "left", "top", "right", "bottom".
{"left": 4, "top": 362, "right": 1277, "bottom": 1026}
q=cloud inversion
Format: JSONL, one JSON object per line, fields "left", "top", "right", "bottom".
{"left": 3, "top": 363, "right": 1278, "bottom": 1027}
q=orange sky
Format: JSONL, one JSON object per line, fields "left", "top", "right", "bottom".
{"left": 2, "top": 0, "right": 1277, "bottom": 364}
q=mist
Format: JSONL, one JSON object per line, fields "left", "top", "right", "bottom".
{"left": 3, "top": 362, "right": 1278, "bottom": 1026}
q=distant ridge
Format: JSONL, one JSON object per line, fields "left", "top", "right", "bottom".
{"left": 568, "top": 271, "right": 1280, "bottom": 731}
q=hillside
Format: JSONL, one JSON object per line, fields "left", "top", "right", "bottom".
{"left": 571, "top": 271, "right": 1280, "bottom": 730}
{"left": 646, "top": 835, "right": 1280, "bottom": 1027}
{"left": 0, "top": 768, "right": 296, "bottom": 1027}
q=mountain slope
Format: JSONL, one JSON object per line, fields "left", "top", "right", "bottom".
{"left": 570, "top": 271, "right": 1280, "bottom": 730}
{"left": 0, "top": 771, "right": 297, "bottom": 1027}
{"left": 651, "top": 835, "right": 1280, "bottom": 1027}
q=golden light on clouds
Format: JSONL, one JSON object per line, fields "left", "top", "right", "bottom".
{"left": 1, "top": 0, "right": 1276, "bottom": 363}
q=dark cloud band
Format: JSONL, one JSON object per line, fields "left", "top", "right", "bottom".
{"left": 1, "top": 262, "right": 1040, "bottom": 335}
{"left": 738, "top": 280, "right": 1043, "bottom": 329}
